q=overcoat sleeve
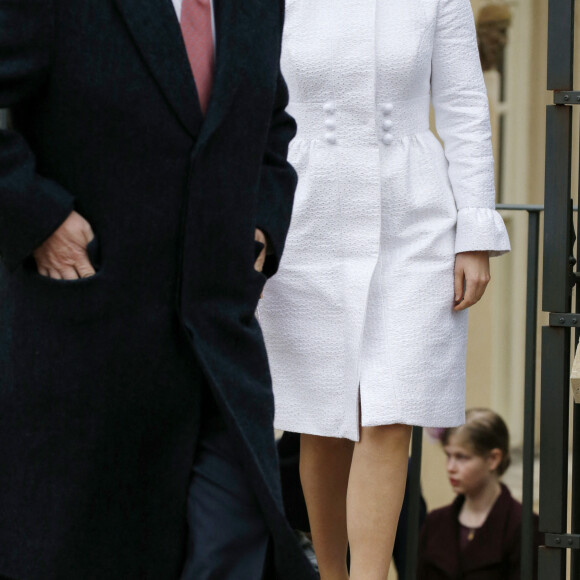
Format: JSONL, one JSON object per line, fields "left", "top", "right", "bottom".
{"left": 0, "top": 0, "right": 75, "bottom": 271}
{"left": 254, "top": 1, "right": 298, "bottom": 278}
{"left": 431, "top": 0, "right": 510, "bottom": 257}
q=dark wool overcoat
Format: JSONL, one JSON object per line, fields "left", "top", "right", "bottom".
{"left": 417, "top": 484, "right": 542, "bottom": 580}
{"left": 0, "top": 1, "right": 316, "bottom": 578}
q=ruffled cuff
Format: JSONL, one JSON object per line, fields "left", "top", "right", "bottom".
{"left": 455, "top": 207, "right": 511, "bottom": 257}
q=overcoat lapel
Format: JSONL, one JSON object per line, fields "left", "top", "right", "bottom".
{"left": 196, "top": 0, "right": 262, "bottom": 148}
{"left": 113, "top": 0, "right": 203, "bottom": 137}
{"left": 460, "top": 485, "right": 512, "bottom": 573}
{"left": 113, "top": 0, "right": 262, "bottom": 147}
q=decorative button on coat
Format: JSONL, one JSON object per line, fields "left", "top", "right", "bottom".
{"left": 259, "top": 0, "right": 511, "bottom": 441}
{"left": 382, "top": 134, "right": 393, "bottom": 145}
{"left": 381, "top": 102, "right": 394, "bottom": 115}
{"left": 323, "top": 101, "right": 336, "bottom": 113}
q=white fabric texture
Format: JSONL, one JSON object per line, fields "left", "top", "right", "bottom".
{"left": 258, "top": 0, "right": 511, "bottom": 441}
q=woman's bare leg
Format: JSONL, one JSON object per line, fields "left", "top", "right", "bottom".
{"left": 347, "top": 424, "right": 413, "bottom": 580}
{"left": 300, "top": 434, "right": 355, "bottom": 580}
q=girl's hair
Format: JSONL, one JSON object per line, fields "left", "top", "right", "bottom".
{"left": 441, "top": 408, "right": 511, "bottom": 476}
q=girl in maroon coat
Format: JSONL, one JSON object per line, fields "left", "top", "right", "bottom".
{"left": 418, "top": 409, "right": 542, "bottom": 579}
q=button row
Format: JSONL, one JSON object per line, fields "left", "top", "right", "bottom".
{"left": 323, "top": 101, "right": 336, "bottom": 144}
{"left": 381, "top": 102, "right": 394, "bottom": 145}
{"left": 321, "top": 101, "right": 396, "bottom": 145}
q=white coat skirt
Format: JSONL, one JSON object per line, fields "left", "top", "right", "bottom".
{"left": 258, "top": 0, "right": 511, "bottom": 441}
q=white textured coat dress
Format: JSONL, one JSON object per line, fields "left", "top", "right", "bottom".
{"left": 258, "top": 0, "right": 511, "bottom": 441}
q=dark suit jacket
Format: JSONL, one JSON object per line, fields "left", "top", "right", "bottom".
{"left": 0, "top": 1, "right": 315, "bottom": 578}
{"left": 417, "top": 484, "right": 542, "bottom": 580}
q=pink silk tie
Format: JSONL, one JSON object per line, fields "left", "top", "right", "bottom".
{"left": 180, "top": 0, "right": 214, "bottom": 114}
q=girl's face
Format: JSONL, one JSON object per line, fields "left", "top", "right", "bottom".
{"left": 443, "top": 434, "right": 500, "bottom": 496}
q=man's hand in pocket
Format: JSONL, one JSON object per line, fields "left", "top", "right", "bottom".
{"left": 33, "top": 211, "right": 95, "bottom": 279}
{"left": 254, "top": 229, "right": 267, "bottom": 272}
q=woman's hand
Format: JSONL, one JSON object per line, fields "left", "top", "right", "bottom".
{"left": 453, "top": 251, "right": 490, "bottom": 311}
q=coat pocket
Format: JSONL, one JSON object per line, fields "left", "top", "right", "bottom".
{"left": 254, "top": 240, "right": 265, "bottom": 261}
{"left": 14, "top": 236, "right": 112, "bottom": 324}
{"left": 22, "top": 236, "right": 103, "bottom": 285}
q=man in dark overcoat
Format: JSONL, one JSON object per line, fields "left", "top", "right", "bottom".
{"left": 0, "top": 0, "right": 316, "bottom": 578}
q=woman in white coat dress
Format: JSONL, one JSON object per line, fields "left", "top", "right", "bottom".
{"left": 259, "top": 0, "right": 510, "bottom": 578}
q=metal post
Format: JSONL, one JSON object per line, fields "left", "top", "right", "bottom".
{"left": 546, "top": 0, "right": 575, "bottom": 90}
{"left": 572, "top": 402, "right": 580, "bottom": 578}
{"left": 520, "top": 210, "right": 540, "bottom": 580}
{"left": 404, "top": 426, "right": 423, "bottom": 580}
{"left": 542, "top": 107, "right": 573, "bottom": 312}
{"left": 539, "top": 0, "right": 575, "bottom": 565}
{"left": 539, "top": 327, "right": 570, "bottom": 579}
{"left": 571, "top": 132, "right": 580, "bottom": 580}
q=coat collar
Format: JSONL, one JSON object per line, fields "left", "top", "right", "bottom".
{"left": 113, "top": 0, "right": 261, "bottom": 143}
{"left": 426, "top": 484, "right": 515, "bottom": 577}
{"left": 197, "top": 0, "right": 262, "bottom": 148}
{"left": 459, "top": 483, "right": 514, "bottom": 573}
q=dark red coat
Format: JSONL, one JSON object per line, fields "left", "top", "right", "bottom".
{"left": 417, "top": 484, "right": 542, "bottom": 580}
